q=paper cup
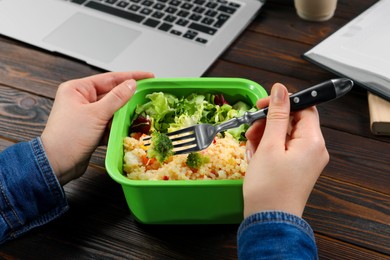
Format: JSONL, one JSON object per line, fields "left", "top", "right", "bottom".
{"left": 294, "top": 0, "right": 338, "bottom": 22}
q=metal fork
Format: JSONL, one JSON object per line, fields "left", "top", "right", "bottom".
{"left": 144, "top": 78, "right": 353, "bottom": 155}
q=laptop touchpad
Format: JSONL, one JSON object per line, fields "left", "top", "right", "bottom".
{"left": 44, "top": 13, "right": 140, "bottom": 63}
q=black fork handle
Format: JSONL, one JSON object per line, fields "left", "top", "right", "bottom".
{"left": 217, "top": 78, "right": 353, "bottom": 131}
{"left": 249, "top": 78, "right": 353, "bottom": 124}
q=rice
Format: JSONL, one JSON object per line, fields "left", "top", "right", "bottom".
{"left": 123, "top": 132, "right": 247, "bottom": 180}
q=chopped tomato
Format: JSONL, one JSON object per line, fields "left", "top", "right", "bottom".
{"left": 130, "top": 132, "right": 143, "bottom": 140}
{"left": 144, "top": 157, "right": 160, "bottom": 171}
{"left": 141, "top": 155, "right": 149, "bottom": 165}
{"left": 141, "top": 155, "right": 157, "bottom": 166}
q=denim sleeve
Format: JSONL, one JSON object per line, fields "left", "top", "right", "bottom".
{"left": 0, "top": 137, "right": 69, "bottom": 244}
{"left": 237, "top": 211, "right": 318, "bottom": 260}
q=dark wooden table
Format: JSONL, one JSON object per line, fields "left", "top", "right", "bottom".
{"left": 1, "top": 0, "right": 389, "bottom": 259}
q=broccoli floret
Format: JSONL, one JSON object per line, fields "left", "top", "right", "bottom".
{"left": 186, "top": 152, "right": 210, "bottom": 169}
{"left": 147, "top": 132, "right": 174, "bottom": 164}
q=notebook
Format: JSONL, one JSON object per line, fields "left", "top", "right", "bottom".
{"left": 303, "top": 0, "right": 390, "bottom": 102}
{"left": 0, "top": 0, "right": 265, "bottom": 77}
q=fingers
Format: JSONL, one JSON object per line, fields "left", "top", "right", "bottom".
{"left": 255, "top": 96, "right": 270, "bottom": 109}
{"left": 245, "top": 119, "right": 265, "bottom": 141}
{"left": 245, "top": 120, "right": 265, "bottom": 160}
{"left": 259, "top": 83, "right": 290, "bottom": 148}
{"left": 244, "top": 94, "right": 269, "bottom": 160}
{"left": 97, "top": 79, "right": 137, "bottom": 118}
{"left": 84, "top": 71, "right": 154, "bottom": 95}
{"left": 290, "top": 106, "right": 323, "bottom": 142}
{"left": 246, "top": 95, "right": 269, "bottom": 141}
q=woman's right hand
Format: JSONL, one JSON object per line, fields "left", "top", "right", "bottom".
{"left": 243, "top": 83, "right": 329, "bottom": 218}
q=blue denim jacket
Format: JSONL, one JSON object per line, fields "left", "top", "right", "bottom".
{"left": 0, "top": 138, "right": 68, "bottom": 244}
{"left": 237, "top": 211, "right": 318, "bottom": 259}
{"left": 0, "top": 138, "right": 317, "bottom": 259}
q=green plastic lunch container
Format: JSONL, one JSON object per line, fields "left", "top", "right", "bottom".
{"left": 105, "top": 78, "right": 268, "bottom": 224}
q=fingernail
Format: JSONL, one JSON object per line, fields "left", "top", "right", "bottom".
{"left": 246, "top": 149, "right": 252, "bottom": 163}
{"left": 127, "top": 79, "right": 136, "bottom": 93}
{"left": 272, "top": 84, "right": 286, "bottom": 103}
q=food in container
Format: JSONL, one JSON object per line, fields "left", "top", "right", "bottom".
{"left": 105, "top": 78, "right": 267, "bottom": 224}
{"left": 123, "top": 90, "right": 254, "bottom": 181}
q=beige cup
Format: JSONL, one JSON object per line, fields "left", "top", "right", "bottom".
{"left": 294, "top": 0, "right": 338, "bottom": 22}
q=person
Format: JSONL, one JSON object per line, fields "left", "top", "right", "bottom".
{"left": 238, "top": 83, "right": 329, "bottom": 259}
{"left": 0, "top": 72, "right": 329, "bottom": 259}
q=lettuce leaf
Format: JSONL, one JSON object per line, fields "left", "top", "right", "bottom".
{"left": 134, "top": 92, "right": 177, "bottom": 133}
{"left": 131, "top": 92, "right": 254, "bottom": 141}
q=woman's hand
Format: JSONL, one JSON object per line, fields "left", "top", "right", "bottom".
{"left": 41, "top": 71, "right": 154, "bottom": 185}
{"left": 243, "top": 83, "right": 329, "bottom": 218}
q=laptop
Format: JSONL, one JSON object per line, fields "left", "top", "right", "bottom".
{"left": 0, "top": 0, "right": 265, "bottom": 77}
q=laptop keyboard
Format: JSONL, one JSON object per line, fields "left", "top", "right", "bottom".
{"left": 65, "top": 0, "right": 242, "bottom": 44}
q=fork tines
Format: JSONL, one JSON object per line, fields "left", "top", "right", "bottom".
{"left": 142, "top": 126, "right": 195, "bottom": 141}
{"left": 141, "top": 126, "right": 199, "bottom": 154}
